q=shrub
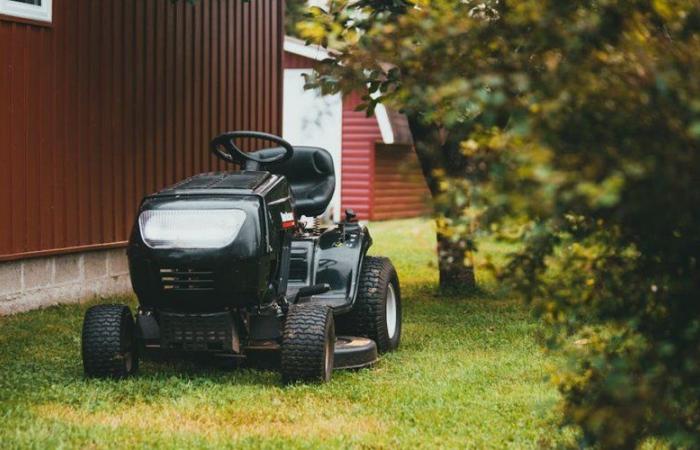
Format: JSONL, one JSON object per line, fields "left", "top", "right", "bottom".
{"left": 302, "top": 1, "right": 700, "bottom": 446}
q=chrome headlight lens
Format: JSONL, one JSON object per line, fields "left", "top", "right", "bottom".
{"left": 138, "top": 209, "right": 246, "bottom": 249}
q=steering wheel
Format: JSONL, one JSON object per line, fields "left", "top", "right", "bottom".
{"left": 210, "top": 131, "right": 294, "bottom": 170}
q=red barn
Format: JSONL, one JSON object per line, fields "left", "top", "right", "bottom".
{"left": 282, "top": 36, "right": 431, "bottom": 222}
{"left": 0, "top": 0, "right": 284, "bottom": 313}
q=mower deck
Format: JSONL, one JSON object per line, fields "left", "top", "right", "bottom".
{"left": 234, "top": 335, "right": 378, "bottom": 370}
{"left": 333, "top": 336, "right": 378, "bottom": 370}
{"left": 142, "top": 335, "right": 378, "bottom": 371}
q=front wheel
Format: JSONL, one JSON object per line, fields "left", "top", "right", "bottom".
{"left": 82, "top": 304, "right": 139, "bottom": 378}
{"left": 281, "top": 304, "right": 335, "bottom": 384}
{"left": 337, "top": 256, "right": 402, "bottom": 353}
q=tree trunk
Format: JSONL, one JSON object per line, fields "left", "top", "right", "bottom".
{"left": 437, "top": 232, "right": 476, "bottom": 290}
{"left": 406, "top": 114, "right": 477, "bottom": 290}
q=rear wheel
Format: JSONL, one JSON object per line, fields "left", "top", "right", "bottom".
{"left": 82, "top": 304, "right": 138, "bottom": 378}
{"left": 337, "top": 256, "right": 402, "bottom": 353}
{"left": 281, "top": 304, "right": 335, "bottom": 383}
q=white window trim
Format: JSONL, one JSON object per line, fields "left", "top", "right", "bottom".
{"left": 0, "top": 0, "right": 52, "bottom": 23}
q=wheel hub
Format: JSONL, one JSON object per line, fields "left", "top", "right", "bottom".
{"left": 386, "top": 283, "right": 397, "bottom": 340}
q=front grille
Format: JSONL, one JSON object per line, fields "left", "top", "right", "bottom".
{"left": 159, "top": 268, "right": 215, "bottom": 292}
{"left": 159, "top": 311, "right": 233, "bottom": 352}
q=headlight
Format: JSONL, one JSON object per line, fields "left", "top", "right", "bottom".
{"left": 138, "top": 209, "right": 246, "bottom": 249}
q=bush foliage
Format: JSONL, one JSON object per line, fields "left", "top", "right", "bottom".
{"left": 300, "top": 0, "right": 700, "bottom": 447}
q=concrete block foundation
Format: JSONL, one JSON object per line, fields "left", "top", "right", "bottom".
{"left": 0, "top": 248, "right": 132, "bottom": 315}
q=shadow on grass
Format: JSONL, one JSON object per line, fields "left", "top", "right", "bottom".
{"left": 135, "top": 350, "right": 282, "bottom": 384}
{"left": 405, "top": 278, "right": 511, "bottom": 303}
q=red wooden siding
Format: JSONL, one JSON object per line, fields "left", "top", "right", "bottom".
{"left": 285, "top": 48, "right": 429, "bottom": 221}
{"left": 283, "top": 51, "right": 312, "bottom": 69}
{"left": 341, "top": 91, "right": 379, "bottom": 220}
{"left": 373, "top": 144, "right": 431, "bottom": 220}
{"left": 0, "top": 0, "right": 284, "bottom": 261}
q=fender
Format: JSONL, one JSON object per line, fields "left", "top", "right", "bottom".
{"left": 289, "top": 223, "right": 372, "bottom": 314}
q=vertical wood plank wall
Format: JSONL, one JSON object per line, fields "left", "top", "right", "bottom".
{"left": 0, "top": 0, "right": 284, "bottom": 261}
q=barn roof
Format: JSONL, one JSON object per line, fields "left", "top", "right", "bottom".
{"left": 284, "top": 36, "right": 332, "bottom": 61}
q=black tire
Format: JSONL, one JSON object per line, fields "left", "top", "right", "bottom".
{"left": 281, "top": 304, "right": 335, "bottom": 384}
{"left": 82, "top": 304, "right": 138, "bottom": 378}
{"left": 337, "top": 256, "right": 401, "bottom": 353}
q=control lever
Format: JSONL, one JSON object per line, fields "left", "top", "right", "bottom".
{"left": 344, "top": 208, "right": 358, "bottom": 223}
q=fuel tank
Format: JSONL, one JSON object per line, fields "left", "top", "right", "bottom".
{"left": 127, "top": 171, "right": 295, "bottom": 312}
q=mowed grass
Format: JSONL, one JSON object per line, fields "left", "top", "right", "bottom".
{"left": 0, "top": 219, "right": 570, "bottom": 449}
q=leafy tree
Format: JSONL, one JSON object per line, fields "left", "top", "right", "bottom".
{"left": 285, "top": 0, "right": 308, "bottom": 37}
{"left": 301, "top": 0, "right": 700, "bottom": 447}
{"left": 301, "top": 0, "right": 484, "bottom": 289}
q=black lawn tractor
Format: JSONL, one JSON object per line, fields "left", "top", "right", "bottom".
{"left": 81, "top": 131, "right": 401, "bottom": 383}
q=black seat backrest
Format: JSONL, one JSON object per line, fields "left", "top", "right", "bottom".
{"left": 251, "top": 146, "right": 335, "bottom": 218}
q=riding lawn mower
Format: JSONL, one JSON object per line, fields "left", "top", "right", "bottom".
{"left": 81, "top": 131, "right": 402, "bottom": 383}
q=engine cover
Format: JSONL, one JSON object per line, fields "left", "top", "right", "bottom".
{"left": 127, "top": 171, "right": 295, "bottom": 312}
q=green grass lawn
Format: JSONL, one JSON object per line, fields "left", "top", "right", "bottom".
{"left": 0, "top": 219, "right": 571, "bottom": 449}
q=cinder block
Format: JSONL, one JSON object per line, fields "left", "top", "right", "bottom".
{"left": 84, "top": 251, "right": 107, "bottom": 280}
{"left": 0, "top": 261, "right": 22, "bottom": 296}
{"left": 54, "top": 254, "right": 81, "bottom": 284}
{"left": 23, "top": 258, "right": 53, "bottom": 290}
{"left": 0, "top": 248, "right": 136, "bottom": 316}
{"left": 107, "top": 249, "right": 129, "bottom": 276}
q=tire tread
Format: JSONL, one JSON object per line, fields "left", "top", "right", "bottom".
{"left": 281, "top": 304, "right": 334, "bottom": 383}
{"left": 337, "top": 256, "right": 401, "bottom": 353}
{"left": 81, "top": 304, "right": 136, "bottom": 378}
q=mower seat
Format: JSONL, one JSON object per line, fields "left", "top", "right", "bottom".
{"left": 252, "top": 146, "right": 335, "bottom": 218}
